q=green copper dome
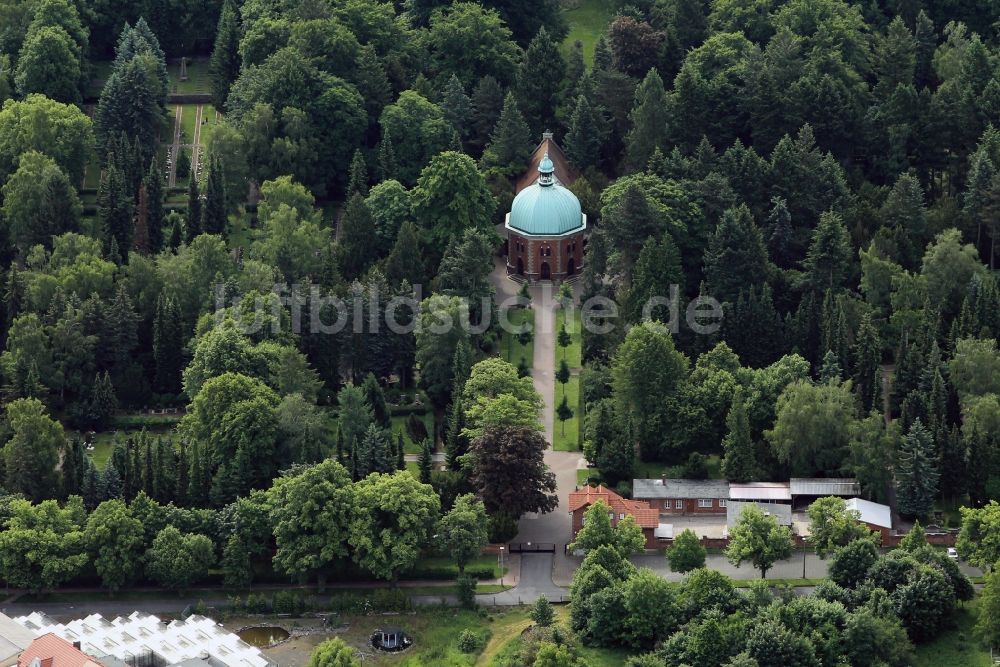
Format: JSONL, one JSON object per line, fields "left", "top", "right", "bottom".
{"left": 508, "top": 180, "right": 584, "bottom": 236}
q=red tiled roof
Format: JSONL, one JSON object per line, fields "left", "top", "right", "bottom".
{"left": 514, "top": 135, "right": 581, "bottom": 194}
{"left": 568, "top": 485, "right": 659, "bottom": 529}
{"left": 18, "top": 634, "right": 104, "bottom": 667}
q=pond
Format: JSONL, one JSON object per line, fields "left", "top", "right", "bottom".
{"left": 237, "top": 626, "right": 290, "bottom": 648}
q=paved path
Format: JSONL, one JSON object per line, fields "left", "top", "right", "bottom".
{"left": 167, "top": 105, "right": 183, "bottom": 187}
{"left": 488, "top": 256, "right": 586, "bottom": 587}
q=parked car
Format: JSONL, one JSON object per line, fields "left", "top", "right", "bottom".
{"left": 947, "top": 547, "right": 959, "bottom": 561}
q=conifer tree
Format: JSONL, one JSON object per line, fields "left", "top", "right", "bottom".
{"left": 445, "top": 394, "right": 467, "bottom": 469}
{"left": 141, "top": 431, "right": 154, "bottom": 496}
{"left": 564, "top": 40, "right": 586, "bottom": 99}
{"left": 470, "top": 75, "right": 505, "bottom": 155}
{"left": 201, "top": 154, "right": 226, "bottom": 235}
{"left": 133, "top": 183, "right": 150, "bottom": 254}
{"left": 766, "top": 197, "right": 794, "bottom": 268}
{"left": 127, "top": 438, "right": 141, "bottom": 500}
{"left": 515, "top": 27, "right": 565, "bottom": 136}
{"left": 338, "top": 194, "right": 377, "bottom": 281}
{"left": 100, "top": 162, "right": 134, "bottom": 259}
{"left": 481, "top": 92, "right": 532, "bottom": 173}
{"left": 377, "top": 132, "right": 397, "bottom": 182}
{"left": 209, "top": 0, "right": 241, "bottom": 110}
{"left": 556, "top": 394, "right": 573, "bottom": 436}
{"left": 347, "top": 149, "right": 368, "bottom": 197}
{"left": 440, "top": 74, "right": 472, "bottom": 141}
{"left": 722, "top": 390, "right": 756, "bottom": 482}
{"left": 102, "top": 460, "right": 123, "bottom": 500}
{"left": 818, "top": 350, "right": 843, "bottom": 384}
{"left": 593, "top": 36, "right": 612, "bottom": 71}
{"left": 354, "top": 44, "right": 392, "bottom": 127}
{"left": 803, "top": 211, "right": 852, "bottom": 291}
{"left": 186, "top": 176, "right": 201, "bottom": 241}
{"left": 144, "top": 159, "right": 164, "bottom": 251}
{"left": 90, "top": 372, "right": 117, "bottom": 430}
{"left": 396, "top": 431, "right": 405, "bottom": 470}
{"left": 187, "top": 439, "right": 209, "bottom": 506}
{"left": 853, "top": 313, "right": 882, "bottom": 411}
{"left": 153, "top": 293, "right": 183, "bottom": 394}
{"left": 154, "top": 437, "right": 171, "bottom": 503}
{"left": 361, "top": 373, "right": 391, "bottom": 428}
{"left": 175, "top": 439, "right": 189, "bottom": 506}
{"left": 625, "top": 68, "right": 669, "bottom": 171}
{"left": 564, "top": 88, "right": 605, "bottom": 172}
{"left": 385, "top": 220, "right": 424, "bottom": 287}
{"left": 703, "top": 205, "right": 768, "bottom": 304}
{"left": 167, "top": 212, "right": 183, "bottom": 250}
{"left": 418, "top": 439, "right": 433, "bottom": 483}
{"left": 896, "top": 419, "right": 939, "bottom": 518}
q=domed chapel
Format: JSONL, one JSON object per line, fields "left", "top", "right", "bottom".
{"left": 505, "top": 133, "right": 587, "bottom": 282}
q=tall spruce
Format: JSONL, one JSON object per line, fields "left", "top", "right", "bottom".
{"left": 515, "top": 27, "right": 565, "bottom": 136}
{"left": 625, "top": 68, "right": 669, "bottom": 171}
{"left": 144, "top": 159, "right": 164, "bottom": 251}
{"left": 470, "top": 75, "right": 505, "bottom": 155}
{"left": 338, "top": 194, "right": 377, "bottom": 281}
{"left": 347, "top": 149, "right": 368, "bottom": 198}
{"left": 481, "top": 92, "right": 532, "bottom": 173}
{"left": 722, "top": 390, "right": 756, "bottom": 482}
{"left": 209, "top": 0, "right": 241, "bottom": 110}
{"left": 564, "top": 78, "right": 605, "bottom": 172}
{"left": 186, "top": 176, "right": 201, "bottom": 241}
{"left": 418, "top": 439, "right": 433, "bottom": 483}
{"left": 201, "top": 154, "right": 226, "bottom": 235}
{"left": 153, "top": 293, "right": 183, "bottom": 394}
{"left": 703, "top": 205, "right": 768, "bottom": 304}
{"left": 853, "top": 313, "right": 882, "bottom": 411}
{"left": 440, "top": 74, "right": 472, "bottom": 141}
{"left": 99, "top": 161, "right": 134, "bottom": 259}
{"left": 896, "top": 419, "right": 939, "bottom": 518}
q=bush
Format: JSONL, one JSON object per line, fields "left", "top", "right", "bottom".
{"left": 488, "top": 513, "right": 519, "bottom": 543}
{"left": 456, "top": 575, "right": 477, "bottom": 609}
{"left": 458, "top": 628, "right": 487, "bottom": 653}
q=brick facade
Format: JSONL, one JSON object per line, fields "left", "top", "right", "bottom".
{"left": 507, "top": 231, "right": 585, "bottom": 281}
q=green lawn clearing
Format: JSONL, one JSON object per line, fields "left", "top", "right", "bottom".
{"left": 914, "top": 600, "right": 990, "bottom": 666}
{"left": 577, "top": 467, "right": 598, "bottom": 486}
{"left": 392, "top": 411, "right": 434, "bottom": 454}
{"left": 500, "top": 307, "right": 535, "bottom": 371}
{"left": 179, "top": 104, "right": 199, "bottom": 144}
{"left": 553, "top": 374, "right": 580, "bottom": 451}
{"left": 633, "top": 454, "right": 722, "bottom": 480}
{"left": 555, "top": 308, "right": 582, "bottom": 368}
{"left": 561, "top": 0, "right": 615, "bottom": 65}
{"left": 168, "top": 58, "right": 212, "bottom": 95}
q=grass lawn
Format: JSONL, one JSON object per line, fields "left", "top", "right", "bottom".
{"left": 391, "top": 412, "right": 434, "bottom": 455}
{"left": 553, "top": 374, "right": 580, "bottom": 451}
{"left": 486, "top": 606, "right": 631, "bottom": 666}
{"left": 633, "top": 454, "right": 723, "bottom": 480}
{"left": 499, "top": 307, "right": 535, "bottom": 371}
{"left": 179, "top": 104, "right": 199, "bottom": 144}
{"left": 555, "top": 309, "right": 582, "bottom": 368}
{"left": 914, "top": 600, "right": 990, "bottom": 666}
{"left": 561, "top": 0, "right": 615, "bottom": 65}
{"left": 577, "top": 468, "right": 598, "bottom": 486}
{"left": 168, "top": 58, "right": 211, "bottom": 95}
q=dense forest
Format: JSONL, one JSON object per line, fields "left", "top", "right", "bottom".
{"left": 2, "top": 0, "right": 1000, "bottom": 663}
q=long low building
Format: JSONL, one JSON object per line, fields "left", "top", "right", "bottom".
{"left": 14, "top": 613, "right": 272, "bottom": 667}
{"left": 632, "top": 479, "right": 730, "bottom": 515}
{"left": 729, "top": 482, "right": 792, "bottom": 502}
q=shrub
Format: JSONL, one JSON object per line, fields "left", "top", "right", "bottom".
{"left": 458, "top": 629, "right": 487, "bottom": 653}
{"left": 457, "top": 575, "right": 477, "bottom": 609}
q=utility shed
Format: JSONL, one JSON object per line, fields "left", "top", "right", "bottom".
{"left": 729, "top": 482, "right": 791, "bottom": 503}
{"left": 790, "top": 478, "right": 860, "bottom": 509}
{"left": 727, "top": 501, "right": 793, "bottom": 529}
